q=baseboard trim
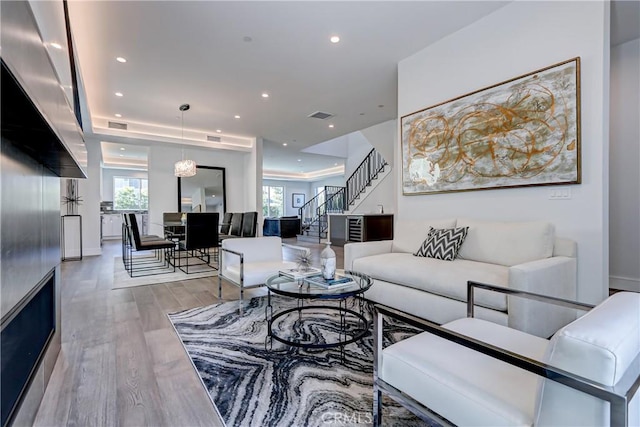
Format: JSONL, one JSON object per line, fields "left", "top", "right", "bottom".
{"left": 610, "top": 275, "right": 640, "bottom": 292}
{"left": 84, "top": 247, "right": 102, "bottom": 257}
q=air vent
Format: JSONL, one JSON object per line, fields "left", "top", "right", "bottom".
{"left": 308, "top": 111, "right": 334, "bottom": 120}
{"left": 108, "top": 121, "right": 128, "bottom": 130}
{"left": 207, "top": 135, "right": 222, "bottom": 143}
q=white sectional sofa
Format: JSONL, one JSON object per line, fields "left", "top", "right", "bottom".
{"left": 344, "top": 218, "right": 578, "bottom": 338}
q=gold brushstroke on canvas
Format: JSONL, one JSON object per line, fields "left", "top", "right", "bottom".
{"left": 402, "top": 58, "right": 581, "bottom": 195}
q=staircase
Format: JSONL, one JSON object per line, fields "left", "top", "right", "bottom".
{"left": 297, "top": 148, "right": 388, "bottom": 243}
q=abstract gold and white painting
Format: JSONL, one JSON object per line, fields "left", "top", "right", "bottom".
{"left": 401, "top": 57, "right": 581, "bottom": 195}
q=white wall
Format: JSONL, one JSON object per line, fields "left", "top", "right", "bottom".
{"left": 263, "top": 179, "right": 312, "bottom": 217}
{"left": 310, "top": 176, "right": 344, "bottom": 190}
{"left": 147, "top": 144, "right": 249, "bottom": 237}
{"left": 351, "top": 119, "right": 398, "bottom": 214}
{"left": 360, "top": 119, "right": 396, "bottom": 167}
{"left": 349, "top": 170, "right": 395, "bottom": 215}
{"left": 397, "top": 1, "right": 610, "bottom": 304}
{"left": 609, "top": 38, "right": 640, "bottom": 291}
{"left": 66, "top": 138, "right": 102, "bottom": 256}
{"left": 345, "top": 132, "right": 374, "bottom": 178}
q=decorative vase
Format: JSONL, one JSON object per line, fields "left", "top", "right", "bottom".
{"left": 181, "top": 213, "right": 187, "bottom": 225}
{"left": 321, "top": 241, "right": 336, "bottom": 280}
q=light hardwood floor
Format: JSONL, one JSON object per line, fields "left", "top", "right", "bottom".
{"left": 34, "top": 238, "right": 342, "bottom": 427}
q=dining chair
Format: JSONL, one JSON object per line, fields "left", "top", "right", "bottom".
{"left": 220, "top": 212, "right": 244, "bottom": 243}
{"left": 176, "top": 212, "right": 219, "bottom": 274}
{"left": 219, "top": 212, "right": 233, "bottom": 236}
{"left": 123, "top": 213, "right": 175, "bottom": 277}
{"left": 240, "top": 211, "right": 258, "bottom": 237}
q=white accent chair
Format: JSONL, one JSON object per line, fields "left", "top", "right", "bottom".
{"left": 218, "top": 236, "right": 298, "bottom": 301}
{"left": 374, "top": 282, "right": 640, "bottom": 426}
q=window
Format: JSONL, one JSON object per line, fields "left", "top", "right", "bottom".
{"left": 262, "top": 185, "right": 284, "bottom": 217}
{"left": 114, "top": 177, "right": 148, "bottom": 210}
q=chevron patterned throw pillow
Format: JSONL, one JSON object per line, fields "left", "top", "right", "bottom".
{"left": 414, "top": 226, "right": 469, "bottom": 261}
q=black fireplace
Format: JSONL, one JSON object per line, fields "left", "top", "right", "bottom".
{"left": 0, "top": 270, "right": 56, "bottom": 426}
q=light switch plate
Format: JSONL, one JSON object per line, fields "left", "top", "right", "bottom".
{"left": 549, "top": 187, "right": 572, "bottom": 200}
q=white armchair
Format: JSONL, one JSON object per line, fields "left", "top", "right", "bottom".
{"left": 374, "top": 283, "right": 640, "bottom": 426}
{"left": 218, "top": 236, "right": 298, "bottom": 301}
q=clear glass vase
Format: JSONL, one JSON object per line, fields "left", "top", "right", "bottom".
{"left": 321, "top": 242, "right": 336, "bottom": 280}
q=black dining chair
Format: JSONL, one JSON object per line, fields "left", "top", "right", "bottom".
{"left": 220, "top": 212, "right": 244, "bottom": 243}
{"left": 124, "top": 213, "right": 175, "bottom": 277}
{"left": 176, "top": 212, "right": 219, "bottom": 274}
{"left": 241, "top": 211, "right": 258, "bottom": 237}
{"left": 219, "top": 212, "right": 233, "bottom": 237}
{"left": 122, "top": 213, "right": 164, "bottom": 264}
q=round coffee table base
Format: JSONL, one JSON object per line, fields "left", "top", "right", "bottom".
{"left": 266, "top": 304, "right": 369, "bottom": 350}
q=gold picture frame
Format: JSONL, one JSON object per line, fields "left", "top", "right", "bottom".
{"left": 401, "top": 57, "right": 581, "bottom": 195}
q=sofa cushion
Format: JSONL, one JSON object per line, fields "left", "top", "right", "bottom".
{"left": 381, "top": 318, "right": 549, "bottom": 426}
{"left": 456, "top": 219, "right": 555, "bottom": 267}
{"left": 414, "top": 226, "right": 469, "bottom": 261}
{"left": 392, "top": 219, "right": 456, "bottom": 254}
{"left": 353, "top": 253, "right": 508, "bottom": 311}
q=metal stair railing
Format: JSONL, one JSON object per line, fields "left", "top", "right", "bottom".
{"left": 296, "top": 149, "right": 387, "bottom": 241}
{"left": 297, "top": 186, "right": 346, "bottom": 240}
{"left": 345, "top": 148, "right": 388, "bottom": 207}
{"left": 298, "top": 191, "right": 324, "bottom": 235}
{"left": 314, "top": 188, "right": 346, "bottom": 242}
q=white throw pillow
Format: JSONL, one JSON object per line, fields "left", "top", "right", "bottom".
{"left": 392, "top": 219, "right": 457, "bottom": 253}
{"left": 456, "top": 219, "right": 555, "bottom": 266}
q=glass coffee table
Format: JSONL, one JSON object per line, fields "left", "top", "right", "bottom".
{"left": 264, "top": 270, "right": 372, "bottom": 353}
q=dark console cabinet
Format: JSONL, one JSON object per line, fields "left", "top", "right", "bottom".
{"left": 330, "top": 214, "right": 393, "bottom": 246}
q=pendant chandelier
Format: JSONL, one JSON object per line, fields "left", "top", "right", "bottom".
{"left": 174, "top": 103, "right": 197, "bottom": 177}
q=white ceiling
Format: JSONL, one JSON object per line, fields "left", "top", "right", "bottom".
{"left": 64, "top": 1, "right": 638, "bottom": 175}
{"left": 101, "top": 142, "right": 148, "bottom": 170}
{"left": 67, "top": 1, "right": 509, "bottom": 174}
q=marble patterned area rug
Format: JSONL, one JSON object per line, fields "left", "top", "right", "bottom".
{"left": 169, "top": 296, "right": 430, "bottom": 427}
{"left": 113, "top": 256, "right": 217, "bottom": 289}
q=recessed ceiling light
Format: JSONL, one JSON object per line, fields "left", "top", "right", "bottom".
{"left": 115, "top": 92, "right": 123, "bottom": 97}
{"left": 330, "top": 36, "right": 340, "bottom": 43}
{"left": 359, "top": 112, "right": 365, "bottom": 116}
{"left": 119, "top": 154, "right": 124, "bottom": 157}
{"left": 261, "top": 93, "right": 269, "bottom": 98}
{"left": 234, "top": 115, "right": 240, "bottom": 119}
{"left": 216, "top": 129, "right": 222, "bottom": 133}
{"left": 50, "top": 42, "right": 63, "bottom": 49}
{"left": 116, "top": 57, "right": 127, "bottom": 63}
{"left": 115, "top": 113, "right": 122, "bottom": 118}
{"left": 120, "top": 147, "right": 125, "bottom": 151}
{"left": 334, "top": 163, "right": 338, "bottom": 166}
{"left": 328, "top": 124, "right": 335, "bottom": 128}
{"left": 378, "top": 104, "right": 384, "bottom": 108}
{"left": 282, "top": 143, "right": 287, "bottom": 147}
{"left": 297, "top": 159, "right": 301, "bottom": 162}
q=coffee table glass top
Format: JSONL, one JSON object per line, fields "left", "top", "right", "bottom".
{"left": 266, "top": 269, "right": 372, "bottom": 298}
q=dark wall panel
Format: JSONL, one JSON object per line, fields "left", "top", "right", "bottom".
{"left": 0, "top": 138, "right": 60, "bottom": 318}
